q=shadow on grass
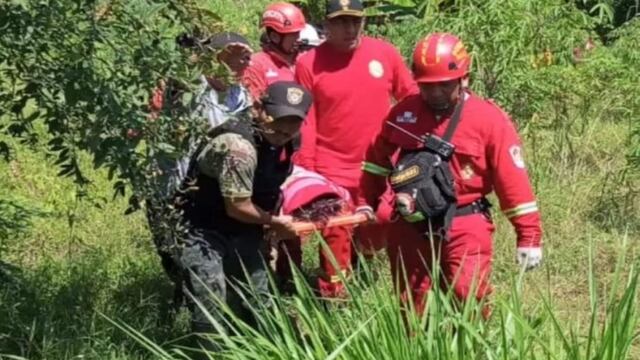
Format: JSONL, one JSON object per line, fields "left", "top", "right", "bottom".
{"left": 588, "top": 175, "right": 640, "bottom": 234}
{"left": 0, "top": 247, "right": 186, "bottom": 359}
{"left": 0, "top": 199, "right": 50, "bottom": 255}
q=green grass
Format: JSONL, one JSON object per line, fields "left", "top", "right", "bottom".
{"left": 2, "top": 0, "right": 640, "bottom": 359}
{"left": 1, "top": 97, "right": 639, "bottom": 359}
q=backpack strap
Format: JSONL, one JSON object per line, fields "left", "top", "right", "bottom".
{"left": 441, "top": 95, "right": 466, "bottom": 142}
{"left": 182, "top": 141, "right": 207, "bottom": 185}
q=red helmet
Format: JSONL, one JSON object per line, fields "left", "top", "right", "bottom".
{"left": 412, "top": 33, "right": 471, "bottom": 83}
{"left": 261, "top": 2, "right": 306, "bottom": 34}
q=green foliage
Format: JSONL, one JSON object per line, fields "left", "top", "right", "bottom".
{"left": 0, "top": 131, "right": 166, "bottom": 359}
{"left": 369, "top": 0, "right": 640, "bottom": 173}
{"left": 606, "top": 18, "right": 640, "bottom": 168}
{"left": 113, "top": 244, "right": 640, "bottom": 360}
{"left": 0, "top": 0, "right": 223, "bottom": 209}
{"left": 1, "top": 0, "right": 640, "bottom": 359}
{"left": 577, "top": 0, "right": 640, "bottom": 29}
{"left": 370, "top": 0, "right": 594, "bottom": 116}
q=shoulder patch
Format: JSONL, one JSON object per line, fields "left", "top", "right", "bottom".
{"left": 509, "top": 145, "right": 526, "bottom": 169}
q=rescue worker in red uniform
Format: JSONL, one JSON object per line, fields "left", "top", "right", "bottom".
{"left": 242, "top": 2, "right": 306, "bottom": 100}
{"left": 277, "top": 166, "right": 354, "bottom": 297}
{"left": 358, "top": 33, "right": 543, "bottom": 316}
{"left": 294, "top": 0, "right": 417, "bottom": 266}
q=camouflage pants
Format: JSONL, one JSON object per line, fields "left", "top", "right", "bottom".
{"left": 145, "top": 203, "right": 183, "bottom": 291}
{"left": 180, "top": 228, "right": 271, "bottom": 333}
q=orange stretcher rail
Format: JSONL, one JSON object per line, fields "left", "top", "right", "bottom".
{"left": 292, "top": 213, "right": 370, "bottom": 235}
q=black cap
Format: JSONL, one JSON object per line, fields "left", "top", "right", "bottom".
{"left": 262, "top": 81, "right": 312, "bottom": 120}
{"left": 326, "top": 0, "right": 364, "bottom": 19}
{"left": 204, "top": 32, "right": 250, "bottom": 50}
{"left": 177, "top": 31, "right": 250, "bottom": 51}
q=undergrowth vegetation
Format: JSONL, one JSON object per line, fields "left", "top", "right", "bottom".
{"left": 1, "top": 0, "right": 639, "bottom": 359}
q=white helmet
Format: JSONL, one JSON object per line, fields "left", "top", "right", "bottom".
{"left": 298, "top": 24, "right": 322, "bottom": 47}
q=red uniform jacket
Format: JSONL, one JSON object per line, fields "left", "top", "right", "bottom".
{"left": 293, "top": 36, "right": 417, "bottom": 189}
{"left": 242, "top": 49, "right": 295, "bottom": 101}
{"left": 359, "top": 92, "right": 542, "bottom": 247}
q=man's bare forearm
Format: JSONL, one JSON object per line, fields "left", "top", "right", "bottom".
{"left": 223, "top": 197, "right": 273, "bottom": 225}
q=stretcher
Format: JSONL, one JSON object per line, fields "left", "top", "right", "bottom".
{"left": 292, "top": 213, "right": 369, "bottom": 236}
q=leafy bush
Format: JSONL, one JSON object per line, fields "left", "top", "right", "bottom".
{"left": 371, "top": 0, "right": 639, "bottom": 170}
{"left": 0, "top": 0, "right": 223, "bottom": 209}
{"left": 370, "top": 0, "right": 594, "bottom": 120}
{"left": 115, "top": 243, "right": 640, "bottom": 360}
{"left": 577, "top": 0, "right": 640, "bottom": 30}
{"left": 1, "top": 1, "right": 640, "bottom": 359}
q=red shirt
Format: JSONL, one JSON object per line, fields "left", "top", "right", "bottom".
{"left": 242, "top": 49, "right": 294, "bottom": 100}
{"left": 359, "top": 92, "right": 542, "bottom": 247}
{"left": 294, "top": 36, "right": 417, "bottom": 189}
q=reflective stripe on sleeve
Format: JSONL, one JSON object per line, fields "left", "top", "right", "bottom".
{"left": 503, "top": 202, "right": 538, "bottom": 219}
{"left": 362, "top": 161, "right": 391, "bottom": 176}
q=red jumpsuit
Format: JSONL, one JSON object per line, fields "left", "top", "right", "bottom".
{"left": 359, "top": 92, "right": 542, "bottom": 315}
{"left": 278, "top": 167, "right": 354, "bottom": 297}
{"left": 294, "top": 36, "right": 418, "bottom": 256}
{"left": 242, "top": 49, "right": 295, "bottom": 101}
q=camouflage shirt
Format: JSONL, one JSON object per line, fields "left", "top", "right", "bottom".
{"left": 197, "top": 130, "right": 257, "bottom": 199}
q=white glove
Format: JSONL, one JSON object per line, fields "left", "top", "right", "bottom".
{"left": 516, "top": 247, "right": 542, "bottom": 271}
{"left": 355, "top": 205, "right": 377, "bottom": 224}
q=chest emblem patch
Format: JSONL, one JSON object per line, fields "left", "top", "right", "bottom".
{"left": 460, "top": 163, "right": 475, "bottom": 180}
{"left": 369, "top": 60, "right": 384, "bottom": 78}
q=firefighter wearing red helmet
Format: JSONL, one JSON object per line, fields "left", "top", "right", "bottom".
{"left": 358, "top": 33, "right": 543, "bottom": 316}
{"left": 242, "top": 2, "right": 306, "bottom": 100}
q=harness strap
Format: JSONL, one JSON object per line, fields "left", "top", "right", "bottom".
{"left": 455, "top": 197, "right": 491, "bottom": 217}
{"left": 442, "top": 95, "right": 466, "bottom": 142}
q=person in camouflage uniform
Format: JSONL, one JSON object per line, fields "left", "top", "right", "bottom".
{"left": 144, "top": 32, "right": 253, "bottom": 310}
{"left": 175, "top": 81, "right": 312, "bottom": 338}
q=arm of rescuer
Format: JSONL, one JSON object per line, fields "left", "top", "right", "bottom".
{"left": 291, "top": 59, "right": 317, "bottom": 170}
{"left": 388, "top": 44, "right": 419, "bottom": 102}
{"left": 486, "top": 102, "right": 542, "bottom": 249}
{"left": 197, "top": 133, "right": 297, "bottom": 237}
{"left": 357, "top": 120, "right": 400, "bottom": 222}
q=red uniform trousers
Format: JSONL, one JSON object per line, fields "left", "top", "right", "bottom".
{"left": 276, "top": 224, "right": 353, "bottom": 298}
{"left": 387, "top": 212, "right": 494, "bottom": 316}
{"left": 275, "top": 189, "right": 393, "bottom": 297}
{"left": 345, "top": 186, "right": 393, "bottom": 258}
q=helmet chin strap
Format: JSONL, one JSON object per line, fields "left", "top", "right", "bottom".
{"left": 267, "top": 30, "right": 298, "bottom": 56}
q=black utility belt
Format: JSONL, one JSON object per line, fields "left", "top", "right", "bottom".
{"left": 455, "top": 197, "right": 491, "bottom": 217}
